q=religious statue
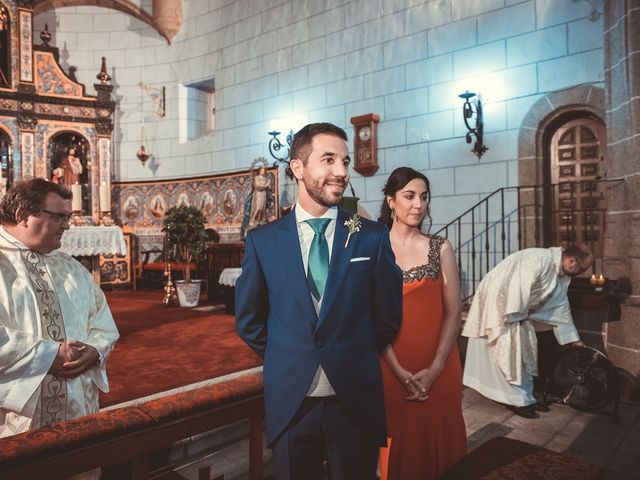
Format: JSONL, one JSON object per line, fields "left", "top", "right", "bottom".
{"left": 242, "top": 166, "right": 272, "bottom": 235}
{"left": 53, "top": 147, "right": 83, "bottom": 186}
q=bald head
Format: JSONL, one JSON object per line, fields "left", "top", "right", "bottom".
{"left": 562, "top": 244, "right": 593, "bottom": 276}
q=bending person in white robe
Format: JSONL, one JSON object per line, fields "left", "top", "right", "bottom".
{"left": 0, "top": 179, "right": 119, "bottom": 438}
{"left": 462, "top": 245, "right": 592, "bottom": 415}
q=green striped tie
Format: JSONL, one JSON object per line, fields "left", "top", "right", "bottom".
{"left": 306, "top": 218, "right": 331, "bottom": 302}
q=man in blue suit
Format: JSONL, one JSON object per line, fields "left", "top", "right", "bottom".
{"left": 235, "top": 123, "right": 402, "bottom": 479}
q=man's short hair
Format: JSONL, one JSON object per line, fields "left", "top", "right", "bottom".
{"left": 0, "top": 178, "right": 72, "bottom": 226}
{"left": 563, "top": 244, "right": 592, "bottom": 262}
{"left": 289, "top": 123, "right": 348, "bottom": 165}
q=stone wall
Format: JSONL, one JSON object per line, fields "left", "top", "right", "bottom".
{"left": 602, "top": 2, "right": 640, "bottom": 386}
{"left": 33, "top": 0, "right": 605, "bottom": 225}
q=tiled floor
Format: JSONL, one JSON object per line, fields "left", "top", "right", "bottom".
{"left": 462, "top": 387, "right": 640, "bottom": 479}
{"left": 173, "top": 384, "right": 640, "bottom": 479}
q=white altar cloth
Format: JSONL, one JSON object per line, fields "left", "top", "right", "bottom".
{"left": 60, "top": 226, "right": 127, "bottom": 257}
{"left": 219, "top": 268, "right": 242, "bottom": 287}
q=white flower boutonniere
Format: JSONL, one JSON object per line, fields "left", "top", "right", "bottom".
{"left": 344, "top": 214, "right": 361, "bottom": 248}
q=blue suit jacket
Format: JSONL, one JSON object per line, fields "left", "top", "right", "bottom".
{"left": 235, "top": 207, "right": 402, "bottom": 446}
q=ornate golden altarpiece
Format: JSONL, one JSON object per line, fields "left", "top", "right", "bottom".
{"left": 0, "top": 0, "right": 115, "bottom": 224}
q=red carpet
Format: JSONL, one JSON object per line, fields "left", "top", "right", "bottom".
{"left": 100, "top": 291, "right": 261, "bottom": 407}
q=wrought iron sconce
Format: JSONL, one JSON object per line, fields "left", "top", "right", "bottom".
{"left": 267, "top": 130, "right": 294, "bottom": 178}
{"left": 459, "top": 91, "right": 488, "bottom": 158}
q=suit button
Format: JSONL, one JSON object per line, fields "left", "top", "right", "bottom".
{"left": 316, "top": 340, "right": 324, "bottom": 348}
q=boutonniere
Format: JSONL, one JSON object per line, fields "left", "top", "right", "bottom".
{"left": 344, "top": 214, "right": 361, "bottom": 248}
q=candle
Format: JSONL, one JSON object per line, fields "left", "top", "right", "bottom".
{"left": 590, "top": 275, "right": 597, "bottom": 285}
{"left": 597, "top": 274, "right": 605, "bottom": 286}
{"left": 99, "top": 182, "right": 111, "bottom": 212}
{"left": 71, "top": 182, "right": 82, "bottom": 211}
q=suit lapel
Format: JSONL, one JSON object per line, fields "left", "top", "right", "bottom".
{"left": 317, "top": 208, "right": 356, "bottom": 327}
{"left": 276, "top": 210, "right": 318, "bottom": 325}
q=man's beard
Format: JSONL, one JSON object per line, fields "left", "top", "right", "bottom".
{"left": 303, "top": 176, "right": 346, "bottom": 207}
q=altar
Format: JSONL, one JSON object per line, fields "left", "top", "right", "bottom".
{"left": 60, "top": 226, "right": 127, "bottom": 283}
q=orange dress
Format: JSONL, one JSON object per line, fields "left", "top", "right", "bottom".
{"left": 380, "top": 235, "right": 467, "bottom": 480}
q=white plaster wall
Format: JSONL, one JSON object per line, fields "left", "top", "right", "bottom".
{"left": 34, "top": 0, "right": 605, "bottom": 227}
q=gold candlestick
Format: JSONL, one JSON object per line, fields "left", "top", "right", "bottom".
{"left": 99, "top": 211, "right": 115, "bottom": 226}
{"left": 70, "top": 210, "right": 85, "bottom": 226}
{"left": 162, "top": 263, "right": 178, "bottom": 306}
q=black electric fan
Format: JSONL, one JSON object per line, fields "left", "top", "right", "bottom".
{"left": 552, "top": 346, "right": 620, "bottom": 412}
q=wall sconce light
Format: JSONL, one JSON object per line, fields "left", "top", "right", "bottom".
{"left": 459, "top": 90, "right": 488, "bottom": 158}
{"left": 267, "top": 130, "right": 294, "bottom": 178}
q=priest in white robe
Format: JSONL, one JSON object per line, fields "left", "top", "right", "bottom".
{"left": 462, "top": 245, "right": 592, "bottom": 417}
{"left": 0, "top": 178, "right": 119, "bottom": 439}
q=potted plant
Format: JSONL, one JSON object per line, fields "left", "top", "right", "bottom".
{"left": 163, "top": 205, "right": 207, "bottom": 307}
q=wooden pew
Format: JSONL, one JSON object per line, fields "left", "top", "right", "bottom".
{"left": 0, "top": 372, "right": 264, "bottom": 480}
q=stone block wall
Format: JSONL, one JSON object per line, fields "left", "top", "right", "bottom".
{"left": 33, "top": 0, "right": 605, "bottom": 227}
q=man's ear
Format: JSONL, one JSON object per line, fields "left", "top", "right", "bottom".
{"left": 290, "top": 158, "right": 304, "bottom": 181}
{"left": 14, "top": 208, "right": 29, "bottom": 226}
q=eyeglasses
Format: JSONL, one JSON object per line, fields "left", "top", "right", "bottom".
{"left": 40, "top": 209, "right": 72, "bottom": 224}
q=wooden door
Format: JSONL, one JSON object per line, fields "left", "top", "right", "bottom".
{"left": 550, "top": 118, "right": 606, "bottom": 258}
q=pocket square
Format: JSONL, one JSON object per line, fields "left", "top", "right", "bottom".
{"left": 350, "top": 256, "right": 370, "bottom": 263}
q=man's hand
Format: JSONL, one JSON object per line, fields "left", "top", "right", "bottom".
{"left": 51, "top": 341, "right": 99, "bottom": 378}
{"left": 49, "top": 341, "right": 81, "bottom": 376}
{"left": 571, "top": 340, "right": 585, "bottom": 348}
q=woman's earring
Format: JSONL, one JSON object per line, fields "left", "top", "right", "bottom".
{"left": 390, "top": 208, "right": 395, "bottom": 220}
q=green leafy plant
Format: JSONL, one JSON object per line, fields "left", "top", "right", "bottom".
{"left": 162, "top": 205, "right": 207, "bottom": 283}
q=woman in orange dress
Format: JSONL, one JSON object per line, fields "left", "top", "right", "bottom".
{"left": 379, "top": 167, "right": 467, "bottom": 480}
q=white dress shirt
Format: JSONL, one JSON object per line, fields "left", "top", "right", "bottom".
{"left": 295, "top": 203, "right": 337, "bottom": 397}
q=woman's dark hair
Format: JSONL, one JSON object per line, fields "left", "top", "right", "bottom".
{"left": 0, "top": 178, "right": 71, "bottom": 225}
{"left": 379, "top": 167, "right": 432, "bottom": 231}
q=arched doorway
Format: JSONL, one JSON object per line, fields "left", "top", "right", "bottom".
{"left": 517, "top": 85, "right": 606, "bottom": 270}
{"left": 546, "top": 116, "right": 607, "bottom": 267}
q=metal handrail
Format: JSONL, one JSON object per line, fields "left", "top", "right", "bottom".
{"left": 434, "top": 178, "right": 624, "bottom": 303}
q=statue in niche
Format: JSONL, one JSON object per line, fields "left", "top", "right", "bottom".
{"left": 48, "top": 134, "right": 91, "bottom": 213}
{"left": 53, "top": 147, "right": 83, "bottom": 186}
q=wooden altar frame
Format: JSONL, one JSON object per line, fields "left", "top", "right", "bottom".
{"left": 0, "top": 1, "right": 115, "bottom": 224}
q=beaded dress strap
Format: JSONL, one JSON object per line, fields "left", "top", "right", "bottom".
{"left": 402, "top": 235, "right": 445, "bottom": 283}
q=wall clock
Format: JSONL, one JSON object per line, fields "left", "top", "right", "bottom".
{"left": 350, "top": 113, "right": 379, "bottom": 176}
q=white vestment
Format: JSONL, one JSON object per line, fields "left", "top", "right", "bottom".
{"left": 0, "top": 227, "right": 119, "bottom": 438}
{"left": 462, "top": 247, "right": 579, "bottom": 406}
